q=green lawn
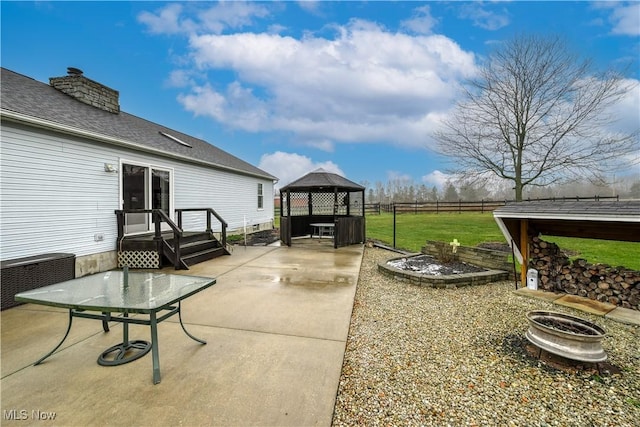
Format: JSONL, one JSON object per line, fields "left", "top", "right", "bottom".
{"left": 365, "top": 212, "right": 640, "bottom": 270}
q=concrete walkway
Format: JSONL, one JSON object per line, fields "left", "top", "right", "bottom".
{"left": 1, "top": 239, "right": 364, "bottom": 426}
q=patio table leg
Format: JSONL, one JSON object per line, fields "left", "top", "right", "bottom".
{"left": 150, "top": 310, "right": 161, "bottom": 384}
{"left": 34, "top": 309, "right": 73, "bottom": 365}
{"left": 102, "top": 312, "right": 110, "bottom": 332}
{"left": 178, "top": 301, "right": 207, "bottom": 345}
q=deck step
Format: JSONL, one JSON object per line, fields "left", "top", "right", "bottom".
{"left": 165, "top": 232, "right": 212, "bottom": 245}
{"left": 182, "top": 247, "right": 227, "bottom": 266}
{"left": 179, "top": 239, "right": 220, "bottom": 256}
{"left": 123, "top": 231, "right": 230, "bottom": 269}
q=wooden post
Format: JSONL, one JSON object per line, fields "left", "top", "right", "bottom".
{"left": 286, "top": 190, "right": 292, "bottom": 246}
{"left": 520, "top": 219, "right": 529, "bottom": 287}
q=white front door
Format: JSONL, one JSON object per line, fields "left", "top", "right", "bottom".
{"left": 122, "top": 163, "right": 173, "bottom": 234}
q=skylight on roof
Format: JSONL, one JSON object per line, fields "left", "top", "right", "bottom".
{"left": 159, "top": 131, "right": 192, "bottom": 148}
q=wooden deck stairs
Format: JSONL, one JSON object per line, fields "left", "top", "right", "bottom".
{"left": 163, "top": 231, "right": 229, "bottom": 269}
{"left": 115, "top": 208, "right": 231, "bottom": 270}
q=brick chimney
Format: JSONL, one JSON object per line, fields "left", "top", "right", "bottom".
{"left": 49, "top": 67, "right": 120, "bottom": 114}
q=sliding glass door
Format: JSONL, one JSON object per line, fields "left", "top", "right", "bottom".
{"left": 122, "top": 163, "right": 173, "bottom": 234}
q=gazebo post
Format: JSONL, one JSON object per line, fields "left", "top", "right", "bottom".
{"left": 361, "top": 189, "right": 366, "bottom": 240}
{"left": 333, "top": 188, "right": 338, "bottom": 249}
{"left": 346, "top": 192, "right": 350, "bottom": 216}
{"left": 286, "top": 189, "right": 292, "bottom": 246}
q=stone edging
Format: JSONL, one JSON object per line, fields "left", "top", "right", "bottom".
{"left": 378, "top": 255, "right": 509, "bottom": 288}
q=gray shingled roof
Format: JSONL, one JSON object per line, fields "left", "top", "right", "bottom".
{"left": 494, "top": 200, "right": 640, "bottom": 221}
{"left": 280, "top": 168, "right": 364, "bottom": 192}
{"left": 0, "top": 68, "right": 276, "bottom": 181}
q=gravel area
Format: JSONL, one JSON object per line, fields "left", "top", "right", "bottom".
{"left": 332, "top": 247, "right": 640, "bottom": 426}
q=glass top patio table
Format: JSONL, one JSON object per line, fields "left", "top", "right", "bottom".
{"left": 15, "top": 271, "right": 215, "bottom": 313}
{"left": 15, "top": 270, "right": 216, "bottom": 384}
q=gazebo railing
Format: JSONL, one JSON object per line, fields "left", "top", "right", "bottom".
{"left": 334, "top": 216, "right": 365, "bottom": 248}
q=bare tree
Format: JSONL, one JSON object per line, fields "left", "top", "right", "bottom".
{"left": 434, "top": 34, "right": 639, "bottom": 201}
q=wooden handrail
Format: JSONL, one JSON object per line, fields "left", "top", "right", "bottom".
{"left": 114, "top": 209, "right": 183, "bottom": 236}
{"left": 175, "top": 208, "right": 227, "bottom": 249}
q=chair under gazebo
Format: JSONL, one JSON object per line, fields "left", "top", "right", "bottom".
{"left": 279, "top": 169, "right": 366, "bottom": 248}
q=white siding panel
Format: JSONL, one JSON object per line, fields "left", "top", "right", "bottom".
{"left": 1, "top": 122, "right": 275, "bottom": 260}
{"left": 1, "top": 125, "right": 121, "bottom": 259}
{"left": 174, "top": 164, "right": 274, "bottom": 233}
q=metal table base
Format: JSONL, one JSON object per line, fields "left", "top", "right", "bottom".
{"left": 33, "top": 301, "right": 206, "bottom": 384}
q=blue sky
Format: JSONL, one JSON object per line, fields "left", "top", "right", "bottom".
{"left": 2, "top": 1, "right": 639, "bottom": 191}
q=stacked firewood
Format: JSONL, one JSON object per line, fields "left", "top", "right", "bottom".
{"left": 529, "top": 236, "right": 640, "bottom": 311}
{"left": 529, "top": 236, "right": 568, "bottom": 292}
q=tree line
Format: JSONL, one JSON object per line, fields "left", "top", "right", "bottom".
{"left": 360, "top": 175, "right": 640, "bottom": 204}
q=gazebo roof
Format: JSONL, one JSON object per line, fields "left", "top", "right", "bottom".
{"left": 280, "top": 168, "right": 365, "bottom": 192}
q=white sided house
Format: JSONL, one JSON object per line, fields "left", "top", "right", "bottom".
{"left": 1, "top": 67, "right": 277, "bottom": 278}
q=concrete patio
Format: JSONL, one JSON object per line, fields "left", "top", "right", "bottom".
{"left": 1, "top": 239, "right": 364, "bottom": 426}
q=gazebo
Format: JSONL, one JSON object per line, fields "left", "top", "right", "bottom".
{"left": 279, "top": 169, "right": 366, "bottom": 248}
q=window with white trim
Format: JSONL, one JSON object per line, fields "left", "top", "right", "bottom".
{"left": 257, "top": 183, "right": 264, "bottom": 209}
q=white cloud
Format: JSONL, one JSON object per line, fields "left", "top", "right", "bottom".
{"left": 138, "top": 4, "right": 194, "bottom": 35}
{"left": 605, "top": 78, "right": 640, "bottom": 134}
{"left": 164, "top": 19, "right": 476, "bottom": 151}
{"left": 592, "top": 1, "right": 640, "bottom": 36}
{"left": 137, "top": 2, "right": 270, "bottom": 35}
{"left": 421, "top": 170, "right": 450, "bottom": 189}
{"left": 297, "top": 1, "right": 321, "bottom": 15}
{"left": 165, "top": 69, "right": 196, "bottom": 88}
{"left": 267, "top": 24, "right": 287, "bottom": 35}
{"left": 176, "top": 83, "right": 228, "bottom": 123}
{"left": 197, "top": 2, "right": 270, "bottom": 34}
{"left": 258, "top": 151, "right": 344, "bottom": 190}
{"left": 610, "top": 3, "right": 640, "bottom": 36}
{"left": 457, "top": 3, "right": 510, "bottom": 31}
{"left": 604, "top": 78, "right": 640, "bottom": 174}
{"left": 304, "top": 138, "right": 335, "bottom": 152}
{"left": 401, "top": 5, "right": 438, "bottom": 35}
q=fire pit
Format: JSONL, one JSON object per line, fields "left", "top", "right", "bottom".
{"left": 525, "top": 311, "right": 607, "bottom": 363}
